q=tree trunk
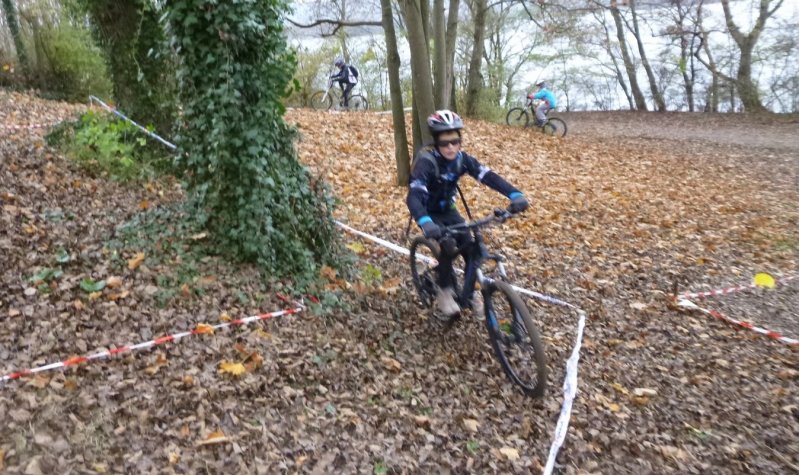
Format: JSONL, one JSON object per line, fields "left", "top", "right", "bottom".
{"left": 380, "top": 0, "right": 411, "bottom": 185}
{"left": 598, "top": 9, "right": 634, "bottom": 110}
{"left": 432, "top": 0, "right": 447, "bottom": 108}
{"left": 2, "top": 0, "right": 28, "bottom": 73}
{"left": 84, "top": 0, "right": 176, "bottom": 132}
{"left": 629, "top": 0, "right": 665, "bottom": 111}
{"left": 610, "top": 1, "right": 647, "bottom": 111}
{"left": 695, "top": 1, "right": 720, "bottom": 112}
{"left": 444, "top": 0, "right": 460, "bottom": 110}
{"left": 719, "top": 0, "right": 780, "bottom": 112}
{"left": 464, "top": 0, "right": 487, "bottom": 117}
{"left": 400, "top": 0, "right": 435, "bottom": 148}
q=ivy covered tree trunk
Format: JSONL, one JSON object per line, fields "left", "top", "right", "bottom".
{"left": 165, "top": 0, "right": 341, "bottom": 279}
{"left": 2, "top": 0, "right": 28, "bottom": 74}
{"left": 82, "top": 0, "right": 176, "bottom": 133}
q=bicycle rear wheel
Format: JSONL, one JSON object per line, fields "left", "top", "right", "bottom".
{"left": 309, "top": 90, "right": 332, "bottom": 110}
{"left": 542, "top": 117, "right": 567, "bottom": 137}
{"left": 483, "top": 280, "right": 547, "bottom": 397}
{"left": 505, "top": 107, "right": 529, "bottom": 128}
{"left": 348, "top": 95, "right": 369, "bottom": 111}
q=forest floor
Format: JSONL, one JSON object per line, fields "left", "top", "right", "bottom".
{"left": 1, "top": 90, "right": 798, "bottom": 474}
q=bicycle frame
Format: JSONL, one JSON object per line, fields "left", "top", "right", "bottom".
{"left": 442, "top": 211, "right": 511, "bottom": 309}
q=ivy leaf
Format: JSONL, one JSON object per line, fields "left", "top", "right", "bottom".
{"left": 80, "top": 278, "right": 106, "bottom": 293}
{"left": 55, "top": 249, "right": 71, "bottom": 264}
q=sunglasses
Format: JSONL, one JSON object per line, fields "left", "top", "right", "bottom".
{"left": 436, "top": 138, "right": 462, "bottom": 148}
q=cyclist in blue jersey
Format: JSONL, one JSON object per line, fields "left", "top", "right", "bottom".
{"left": 407, "top": 110, "right": 529, "bottom": 316}
{"left": 530, "top": 81, "right": 557, "bottom": 126}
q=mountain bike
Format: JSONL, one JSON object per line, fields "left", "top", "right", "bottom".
{"left": 408, "top": 207, "right": 548, "bottom": 397}
{"left": 309, "top": 78, "right": 368, "bottom": 111}
{"left": 506, "top": 99, "right": 567, "bottom": 137}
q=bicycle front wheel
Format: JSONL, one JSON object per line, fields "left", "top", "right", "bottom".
{"left": 309, "top": 90, "right": 332, "bottom": 110}
{"left": 409, "top": 237, "right": 441, "bottom": 309}
{"left": 505, "top": 108, "right": 529, "bottom": 128}
{"left": 349, "top": 95, "right": 369, "bottom": 111}
{"left": 542, "top": 117, "right": 567, "bottom": 137}
{"left": 484, "top": 280, "right": 547, "bottom": 397}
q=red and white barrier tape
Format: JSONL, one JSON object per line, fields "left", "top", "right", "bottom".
{"left": 0, "top": 122, "right": 61, "bottom": 130}
{"left": 679, "top": 274, "right": 799, "bottom": 300}
{"left": 1, "top": 305, "right": 302, "bottom": 385}
{"left": 677, "top": 298, "right": 798, "bottom": 347}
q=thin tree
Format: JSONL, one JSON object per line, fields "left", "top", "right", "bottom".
{"left": 464, "top": 0, "right": 488, "bottom": 116}
{"left": 626, "top": 0, "right": 666, "bottom": 111}
{"left": 608, "top": 0, "right": 647, "bottom": 110}
{"left": 400, "top": 0, "right": 436, "bottom": 149}
{"left": 380, "top": 0, "right": 411, "bottom": 185}
{"left": 2, "top": 0, "right": 28, "bottom": 74}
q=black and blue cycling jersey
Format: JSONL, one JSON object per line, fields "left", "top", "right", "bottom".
{"left": 406, "top": 147, "right": 522, "bottom": 226}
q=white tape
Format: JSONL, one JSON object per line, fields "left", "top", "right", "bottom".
{"left": 335, "top": 220, "right": 586, "bottom": 472}
{"left": 89, "top": 96, "right": 178, "bottom": 150}
{"left": 543, "top": 310, "right": 586, "bottom": 475}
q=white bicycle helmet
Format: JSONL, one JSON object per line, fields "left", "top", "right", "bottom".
{"left": 427, "top": 110, "right": 464, "bottom": 134}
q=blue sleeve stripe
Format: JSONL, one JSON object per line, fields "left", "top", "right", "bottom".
{"left": 417, "top": 216, "right": 433, "bottom": 225}
{"left": 508, "top": 192, "right": 523, "bottom": 199}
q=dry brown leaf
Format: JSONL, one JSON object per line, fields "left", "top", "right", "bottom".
{"left": 463, "top": 419, "right": 480, "bottom": 433}
{"left": 106, "top": 276, "right": 123, "bottom": 288}
{"left": 380, "top": 356, "right": 402, "bottom": 372}
{"left": 107, "top": 290, "right": 130, "bottom": 301}
{"left": 195, "top": 430, "right": 230, "bottom": 447}
{"left": 27, "top": 374, "right": 50, "bottom": 389}
{"left": 88, "top": 291, "right": 102, "bottom": 301}
{"left": 194, "top": 323, "right": 215, "bottom": 335}
{"left": 218, "top": 361, "right": 247, "bottom": 377}
{"left": 320, "top": 265, "right": 337, "bottom": 282}
{"left": 499, "top": 447, "right": 520, "bottom": 461}
{"left": 127, "top": 252, "right": 145, "bottom": 270}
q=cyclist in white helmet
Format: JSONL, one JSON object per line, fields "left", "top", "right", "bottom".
{"left": 329, "top": 57, "right": 359, "bottom": 109}
{"left": 407, "top": 110, "right": 529, "bottom": 316}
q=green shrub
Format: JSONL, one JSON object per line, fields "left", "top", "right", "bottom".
{"left": 38, "top": 24, "right": 112, "bottom": 101}
{"left": 285, "top": 42, "right": 339, "bottom": 108}
{"left": 48, "top": 110, "right": 172, "bottom": 181}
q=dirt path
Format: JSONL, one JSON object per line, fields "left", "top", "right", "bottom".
{"left": 560, "top": 111, "right": 799, "bottom": 153}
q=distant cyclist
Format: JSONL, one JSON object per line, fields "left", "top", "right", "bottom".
{"left": 529, "top": 81, "right": 557, "bottom": 126}
{"left": 329, "top": 57, "right": 359, "bottom": 109}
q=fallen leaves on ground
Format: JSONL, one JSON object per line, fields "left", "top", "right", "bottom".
{"left": 0, "top": 93, "right": 797, "bottom": 473}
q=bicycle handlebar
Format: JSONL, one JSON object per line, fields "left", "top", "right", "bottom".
{"left": 443, "top": 208, "right": 515, "bottom": 234}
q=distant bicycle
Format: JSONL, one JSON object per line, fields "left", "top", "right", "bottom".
{"left": 506, "top": 99, "right": 567, "bottom": 137}
{"left": 310, "top": 78, "right": 368, "bottom": 111}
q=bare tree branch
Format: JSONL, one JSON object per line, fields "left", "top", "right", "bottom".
{"left": 286, "top": 17, "right": 382, "bottom": 36}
